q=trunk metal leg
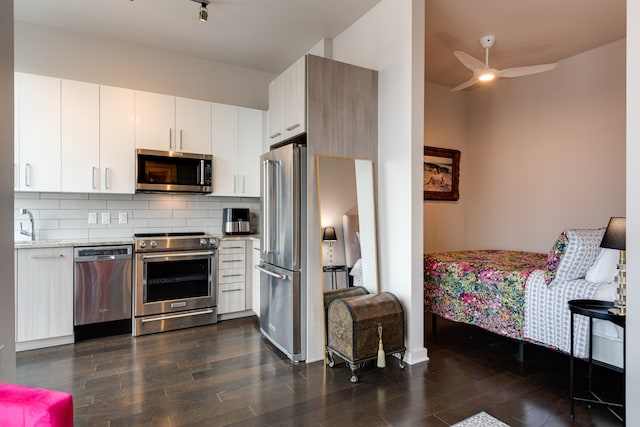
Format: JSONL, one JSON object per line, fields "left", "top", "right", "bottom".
{"left": 348, "top": 363, "right": 359, "bottom": 383}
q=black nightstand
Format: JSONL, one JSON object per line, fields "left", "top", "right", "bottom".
{"left": 568, "top": 299, "right": 625, "bottom": 424}
{"left": 323, "top": 265, "right": 349, "bottom": 289}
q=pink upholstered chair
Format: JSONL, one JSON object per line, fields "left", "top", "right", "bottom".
{"left": 0, "top": 383, "right": 73, "bottom": 427}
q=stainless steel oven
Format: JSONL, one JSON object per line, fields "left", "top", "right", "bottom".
{"left": 133, "top": 232, "right": 218, "bottom": 336}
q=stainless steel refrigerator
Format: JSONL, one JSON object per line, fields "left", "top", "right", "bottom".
{"left": 256, "top": 143, "right": 307, "bottom": 362}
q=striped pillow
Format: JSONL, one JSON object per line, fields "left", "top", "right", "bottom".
{"left": 544, "top": 228, "right": 606, "bottom": 285}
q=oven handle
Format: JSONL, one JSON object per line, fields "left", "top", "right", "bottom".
{"left": 255, "top": 265, "right": 287, "bottom": 280}
{"left": 142, "top": 251, "right": 215, "bottom": 260}
{"left": 141, "top": 309, "right": 214, "bottom": 323}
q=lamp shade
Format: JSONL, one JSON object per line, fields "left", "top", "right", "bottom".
{"left": 600, "top": 217, "right": 626, "bottom": 250}
{"left": 322, "top": 226, "right": 337, "bottom": 242}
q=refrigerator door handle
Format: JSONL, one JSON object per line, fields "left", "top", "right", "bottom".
{"left": 262, "top": 159, "right": 280, "bottom": 255}
{"left": 255, "top": 265, "right": 287, "bottom": 280}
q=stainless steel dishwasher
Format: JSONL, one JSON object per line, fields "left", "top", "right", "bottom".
{"left": 74, "top": 245, "right": 133, "bottom": 333}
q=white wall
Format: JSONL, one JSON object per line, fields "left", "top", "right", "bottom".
{"left": 14, "top": 22, "right": 274, "bottom": 109}
{"left": 466, "top": 40, "right": 626, "bottom": 253}
{"left": 425, "top": 40, "right": 626, "bottom": 255}
{"left": 626, "top": 2, "right": 638, "bottom": 424}
{"left": 333, "top": 0, "right": 428, "bottom": 364}
{"left": 424, "top": 83, "right": 468, "bottom": 252}
{"left": 0, "top": 0, "right": 16, "bottom": 383}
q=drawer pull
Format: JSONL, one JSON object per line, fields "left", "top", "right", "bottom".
{"left": 222, "top": 289, "right": 242, "bottom": 293}
{"left": 222, "top": 274, "right": 243, "bottom": 278}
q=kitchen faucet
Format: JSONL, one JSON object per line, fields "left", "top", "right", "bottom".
{"left": 19, "top": 208, "right": 36, "bottom": 241}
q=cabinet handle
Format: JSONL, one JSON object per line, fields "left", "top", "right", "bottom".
{"left": 242, "top": 175, "right": 246, "bottom": 194}
{"left": 222, "top": 274, "right": 243, "bottom": 278}
{"left": 221, "top": 289, "right": 242, "bottom": 292}
{"left": 285, "top": 123, "right": 300, "bottom": 131}
{"left": 92, "top": 166, "right": 98, "bottom": 189}
{"left": 30, "top": 254, "right": 65, "bottom": 259}
{"left": 233, "top": 175, "right": 237, "bottom": 193}
{"left": 104, "top": 167, "right": 111, "bottom": 190}
{"left": 223, "top": 246, "right": 244, "bottom": 249}
{"left": 180, "top": 129, "right": 183, "bottom": 150}
{"left": 25, "top": 163, "right": 31, "bottom": 187}
{"left": 169, "top": 128, "right": 173, "bottom": 150}
{"left": 269, "top": 132, "right": 282, "bottom": 139}
{"left": 222, "top": 260, "right": 243, "bottom": 263}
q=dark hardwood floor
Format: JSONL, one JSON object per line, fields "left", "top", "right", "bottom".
{"left": 16, "top": 316, "right": 623, "bottom": 426}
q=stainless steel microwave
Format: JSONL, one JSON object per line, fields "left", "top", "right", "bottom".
{"left": 136, "top": 149, "right": 213, "bottom": 193}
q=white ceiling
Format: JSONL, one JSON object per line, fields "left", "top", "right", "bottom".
{"left": 14, "top": 0, "right": 626, "bottom": 88}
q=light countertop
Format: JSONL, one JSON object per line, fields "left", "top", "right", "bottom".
{"left": 14, "top": 234, "right": 259, "bottom": 249}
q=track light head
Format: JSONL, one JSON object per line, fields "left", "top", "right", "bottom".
{"left": 199, "top": 3, "right": 208, "bottom": 22}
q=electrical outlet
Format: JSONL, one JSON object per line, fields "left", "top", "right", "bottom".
{"left": 88, "top": 212, "right": 97, "bottom": 224}
{"left": 101, "top": 212, "right": 111, "bottom": 225}
{"left": 119, "top": 212, "right": 128, "bottom": 224}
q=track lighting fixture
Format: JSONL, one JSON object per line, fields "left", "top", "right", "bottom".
{"left": 198, "top": 2, "right": 208, "bottom": 22}
{"left": 191, "top": 0, "right": 210, "bottom": 22}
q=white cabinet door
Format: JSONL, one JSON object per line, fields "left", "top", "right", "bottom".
{"left": 135, "top": 90, "right": 176, "bottom": 151}
{"left": 17, "top": 73, "right": 61, "bottom": 192}
{"left": 61, "top": 79, "right": 100, "bottom": 193}
{"left": 176, "top": 97, "right": 212, "bottom": 154}
{"left": 283, "top": 55, "right": 306, "bottom": 140}
{"left": 267, "top": 55, "right": 306, "bottom": 146}
{"left": 15, "top": 247, "right": 73, "bottom": 344}
{"left": 237, "top": 107, "right": 264, "bottom": 197}
{"left": 268, "top": 73, "right": 285, "bottom": 145}
{"left": 14, "top": 73, "right": 20, "bottom": 191}
{"left": 211, "top": 102, "right": 239, "bottom": 196}
{"left": 100, "top": 85, "right": 135, "bottom": 194}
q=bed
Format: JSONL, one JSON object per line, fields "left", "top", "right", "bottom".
{"left": 424, "top": 228, "right": 624, "bottom": 367}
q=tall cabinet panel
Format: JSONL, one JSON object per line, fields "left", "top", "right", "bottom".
{"left": 61, "top": 79, "right": 100, "bottom": 193}
{"left": 100, "top": 85, "right": 135, "bottom": 194}
{"left": 16, "top": 73, "right": 61, "bottom": 192}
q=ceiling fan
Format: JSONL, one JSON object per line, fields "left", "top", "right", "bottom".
{"left": 451, "top": 35, "right": 558, "bottom": 92}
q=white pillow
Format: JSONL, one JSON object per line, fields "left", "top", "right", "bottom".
{"left": 585, "top": 248, "right": 620, "bottom": 283}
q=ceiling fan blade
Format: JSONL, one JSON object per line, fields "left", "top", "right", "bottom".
{"left": 498, "top": 63, "right": 558, "bottom": 78}
{"left": 453, "top": 51, "right": 485, "bottom": 71}
{"left": 450, "top": 77, "right": 478, "bottom": 92}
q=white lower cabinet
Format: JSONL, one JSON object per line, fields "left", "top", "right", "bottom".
{"left": 217, "top": 240, "right": 247, "bottom": 315}
{"left": 15, "top": 247, "right": 74, "bottom": 351}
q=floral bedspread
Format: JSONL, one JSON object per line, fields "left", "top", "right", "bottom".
{"left": 424, "top": 250, "right": 547, "bottom": 340}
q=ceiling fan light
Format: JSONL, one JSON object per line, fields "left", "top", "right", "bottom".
{"left": 478, "top": 72, "right": 495, "bottom": 82}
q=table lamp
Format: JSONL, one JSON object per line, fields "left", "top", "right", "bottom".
{"left": 600, "top": 217, "right": 626, "bottom": 315}
{"left": 322, "top": 226, "right": 337, "bottom": 266}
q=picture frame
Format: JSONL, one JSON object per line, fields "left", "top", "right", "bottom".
{"left": 423, "top": 146, "right": 460, "bottom": 201}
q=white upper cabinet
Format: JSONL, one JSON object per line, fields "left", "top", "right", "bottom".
{"left": 61, "top": 79, "right": 100, "bottom": 193}
{"left": 237, "top": 107, "right": 264, "bottom": 197}
{"left": 16, "top": 73, "right": 61, "bottom": 192}
{"left": 134, "top": 90, "right": 176, "bottom": 151}
{"left": 268, "top": 55, "right": 306, "bottom": 146}
{"left": 100, "top": 85, "right": 135, "bottom": 194}
{"left": 211, "top": 103, "right": 264, "bottom": 197}
{"left": 175, "top": 97, "right": 212, "bottom": 154}
{"left": 135, "top": 91, "right": 212, "bottom": 154}
{"left": 211, "top": 102, "right": 239, "bottom": 196}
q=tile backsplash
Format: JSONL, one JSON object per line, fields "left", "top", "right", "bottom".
{"left": 14, "top": 192, "right": 260, "bottom": 241}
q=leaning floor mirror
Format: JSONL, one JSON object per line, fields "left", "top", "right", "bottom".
{"left": 316, "top": 156, "right": 379, "bottom": 295}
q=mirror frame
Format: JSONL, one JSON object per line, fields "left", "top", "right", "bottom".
{"left": 316, "top": 155, "right": 379, "bottom": 295}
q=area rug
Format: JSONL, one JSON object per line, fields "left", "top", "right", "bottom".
{"left": 451, "top": 411, "right": 511, "bottom": 427}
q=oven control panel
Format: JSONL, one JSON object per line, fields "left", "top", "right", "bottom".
{"left": 134, "top": 234, "right": 218, "bottom": 252}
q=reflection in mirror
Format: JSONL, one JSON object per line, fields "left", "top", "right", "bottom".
{"left": 317, "top": 156, "right": 378, "bottom": 295}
